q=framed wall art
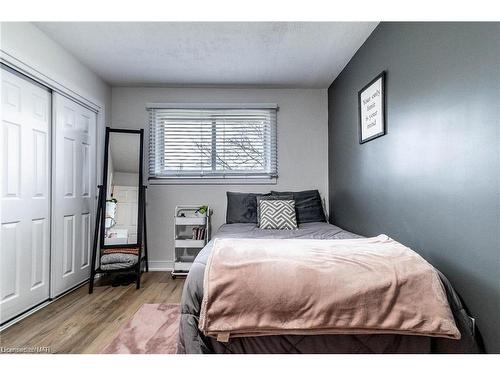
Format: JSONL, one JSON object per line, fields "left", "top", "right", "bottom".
{"left": 358, "top": 71, "right": 386, "bottom": 144}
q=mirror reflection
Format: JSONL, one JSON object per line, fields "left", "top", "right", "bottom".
{"left": 104, "top": 133, "right": 140, "bottom": 246}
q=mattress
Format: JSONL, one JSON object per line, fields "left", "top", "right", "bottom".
{"left": 178, "top": 222, "right": 482, "bottom": 354}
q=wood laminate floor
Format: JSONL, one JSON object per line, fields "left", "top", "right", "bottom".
{"left": 0, "top": 272, "right": 184, "bottom": 354}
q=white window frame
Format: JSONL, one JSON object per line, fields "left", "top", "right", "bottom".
{"left": 147, "top": 103, "right": 278, "bottom": 185}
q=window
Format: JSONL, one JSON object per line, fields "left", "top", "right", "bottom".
{"left": 148, "top": 105, "right": 277, "bottom": 180}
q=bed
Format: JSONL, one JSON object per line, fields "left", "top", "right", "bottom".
{"left": 177, "top": 221, "right": 482, "bottom": 354}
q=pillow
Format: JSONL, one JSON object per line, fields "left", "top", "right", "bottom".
{"left": 226, "top": 192, "right": 270, "bottom": 224}
{"left": 259, "top": 199, "right": 298, "bottom": 230}
{"left": 271, "top": 190, "right": 326, "bottom": 224}
{"left": 256, "top": 193, "right": 294, "bottom": 226}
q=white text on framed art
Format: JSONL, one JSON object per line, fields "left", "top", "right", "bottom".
{"left": 358, "top": 71, "right": 386, "bottom": 143}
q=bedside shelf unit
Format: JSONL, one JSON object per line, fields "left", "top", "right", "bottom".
{"left": 172, "top": 205, "right": 210, "bottom": 278}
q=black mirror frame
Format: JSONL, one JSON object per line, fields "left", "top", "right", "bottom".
{"left": 99, "top": 127, "right": 144, "bottom": 249}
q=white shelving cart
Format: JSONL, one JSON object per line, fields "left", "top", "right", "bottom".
{"left": 172, "top": 205, "right": 210, "bottom": 278}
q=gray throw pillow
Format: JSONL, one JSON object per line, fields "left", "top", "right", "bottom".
{"left": 259, "top": 199, "right": 298, "bottom": 230}
{"left": 226, "top": 192, "right": 271, "bottom": 223}
{"left": 271, "top": 190, "right": 326, "bottom": 224}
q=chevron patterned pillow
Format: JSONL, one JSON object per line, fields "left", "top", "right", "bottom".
{"left": 259, "top": 199, "right": 298, "bottom": 230}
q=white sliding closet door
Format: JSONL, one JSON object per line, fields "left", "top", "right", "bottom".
{"left": 51, "top": 93, "right": 96, "bottom": 297}
{"left": 1, "top": 68, "right": 51, "bottom": 324}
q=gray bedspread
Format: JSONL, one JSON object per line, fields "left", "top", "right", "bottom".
{"left": 178, "top": 222, "right": 483, "bottom": 354}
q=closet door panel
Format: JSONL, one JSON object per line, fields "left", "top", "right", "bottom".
{"left": 1, "top": 222, "right": 20, "bottom": 302}
{"left": 51, "top": 93, "right": 96, "bottom": 297}
{"left": 31, "top": 218, "right": 47, "bottom": 289}
{"left": 1, "top": 69, "right": 51, "bottom": 324}
{"left": 81, "top": 212, "right": 91, "bottom": 268}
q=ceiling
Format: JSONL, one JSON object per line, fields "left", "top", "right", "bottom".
{"left": 35, "top": 22, "right": 377, "bottom": 88}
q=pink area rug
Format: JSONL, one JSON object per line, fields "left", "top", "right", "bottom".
{"left": 102, "top": 304, "right": 180, "bottom": 354}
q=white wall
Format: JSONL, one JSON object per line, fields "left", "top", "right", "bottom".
{"left": 1, "top": 23, "right": 111, "bottom": 123}
{"left": 113, "top": 172, "right": 139, "bottom": 187}
{"left": 112, "top": 87, "right": 328, "bottom": 269}
{"left": 107, "top": 150, "right": 114, "bottom": 199}
{"left": 1, "top": 22, "right": 112, "bottom": 183}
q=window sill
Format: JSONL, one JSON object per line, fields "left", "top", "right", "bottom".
{"left": 148, "top": 177, "right": 278, "bottom": 185}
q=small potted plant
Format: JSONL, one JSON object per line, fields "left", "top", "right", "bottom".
{"left": 195, "top": 205, "right": 208, "bottom": 217}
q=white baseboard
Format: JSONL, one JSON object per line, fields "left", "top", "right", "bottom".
{"left": 148, "top": 261, "right": 174, "bottom": 271}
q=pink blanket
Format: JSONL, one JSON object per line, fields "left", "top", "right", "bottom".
{"left": 199, "top": 235, "right": 460, "bottom": 342}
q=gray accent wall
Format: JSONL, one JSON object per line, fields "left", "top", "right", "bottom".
{"left": 328, "top": 22, "right": 500, "bottom": 353}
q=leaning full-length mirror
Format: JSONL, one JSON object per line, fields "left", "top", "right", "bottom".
{"left": 101, "top": 129, "right": 143, "bottom": 247}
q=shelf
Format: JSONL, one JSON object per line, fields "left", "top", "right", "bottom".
{"left": 173, "top": 205, "right": 210, "bottom": 278}
{"left": 175, "top": 239, "right": 206, "bottom": 248}
{"left": 177, "top": 254, "right": 196, "bottom": 263}
{"left": 175, "top": 216, "right": 206, "bottom": 226}
{"left": 174, "top": 262, "right": 193, "bottom": 272}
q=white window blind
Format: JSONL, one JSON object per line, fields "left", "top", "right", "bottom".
{"left": 148, "top": 106, "right": 277, "bottom": 179}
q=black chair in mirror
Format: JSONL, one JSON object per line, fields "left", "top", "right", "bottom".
{"left": 89, "top": 127, "right": 149, "bottom": 293}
